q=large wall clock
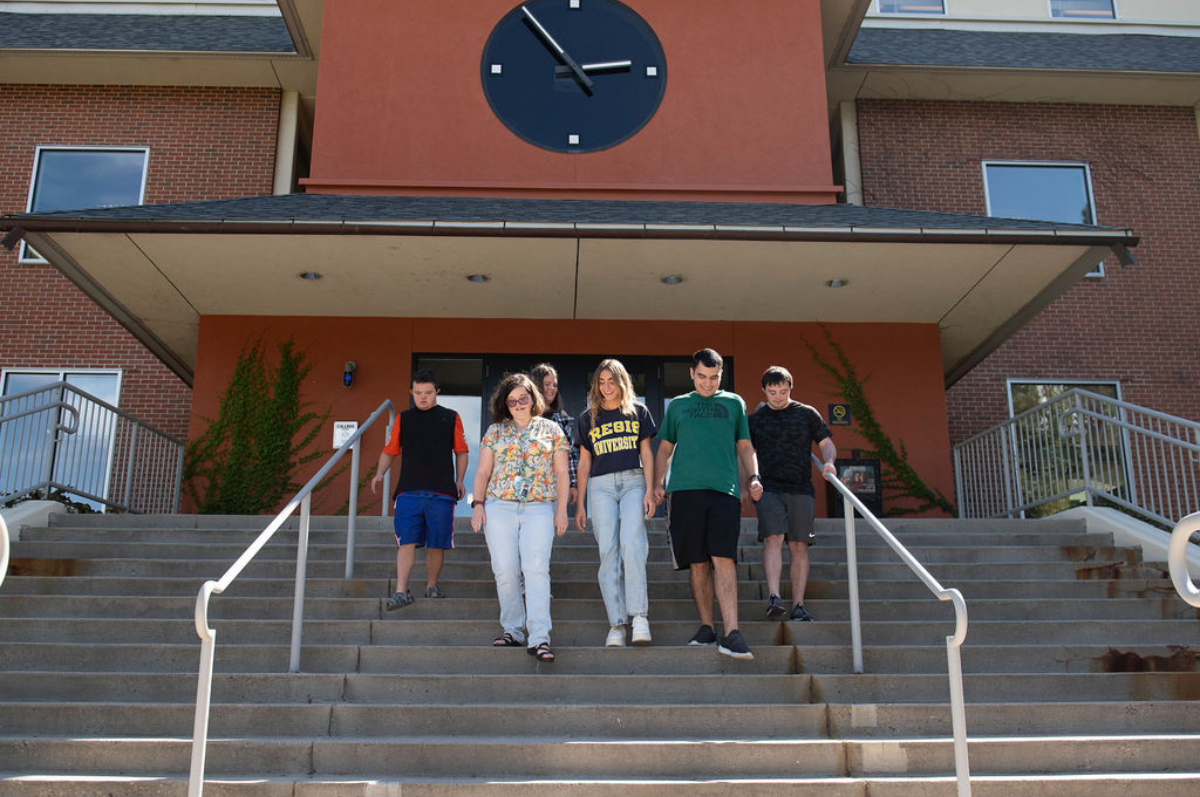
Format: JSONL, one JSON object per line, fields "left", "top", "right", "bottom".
{"left": 481, "top": 0, "right": 668, "bottom": 154}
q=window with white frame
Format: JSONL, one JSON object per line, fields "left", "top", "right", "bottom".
{"left": 983, "top": 161, "right": 1104, "bottom": 277}
{"left": 878, "top": 0, "right": 945, "bottom": 13}
{"left": 20, "top": 147, "right": 149, "bottom": 262}
{"left": 1049, "top": 0, "right": 1115, "bottom": 19}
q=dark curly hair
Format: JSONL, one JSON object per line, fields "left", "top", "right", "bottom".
{"left": 490, "top": 372, "right": 547, "bottom": 423}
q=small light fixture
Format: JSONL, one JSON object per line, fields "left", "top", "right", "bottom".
{"left": 342, "top": 360, "right": 357, "bottom": 389}
{"left": 661, "top": 275, "right": 684, "bottom": 285}
{"left": 299, "top": 271, "right": 322, "bottom": 281}
{"left": 466, "top": 274, "right": 490, "bottom": 283}
{"left": 826, "top": 279, "right": 849, "bottom": 288}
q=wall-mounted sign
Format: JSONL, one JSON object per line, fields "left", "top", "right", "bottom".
{"left": 828, "top": 404, "right": 852, "bottom": 426}
{"left": 333, "top": 421, "right": 359, "bottom": 449}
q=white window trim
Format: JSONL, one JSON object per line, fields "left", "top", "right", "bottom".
{"left": 982, "top": 159, "right": 1105, "bottom": 278}
{"left": 1047, "top": 0, "right": 1118, "bottom": 21}
{"left": 876, "top": 0, "right": 947, "bottom": 15}
{"left": 19, "top": 145, "right": 150, "bottom": 263}
{"left": 1005, "top": 377, "right": 1121, "bottom": 418}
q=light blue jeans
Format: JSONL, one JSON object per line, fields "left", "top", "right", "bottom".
{"left": 484, "top": 498, "right": 555, "bottom": 646}
{"left": 588, "top": 469, "right": 650, "bottom": 625}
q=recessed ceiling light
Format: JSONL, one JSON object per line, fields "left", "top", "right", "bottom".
{"left": 299, "top": 271, "right": 322, "bottom": 281}
{"left": 466, "top": 274, "right": 490, "bottom": 283}
{"left": 661, "top": 275, "right": 684, "bottom": 285}
{"left": 826, "top": 279, "right": 849, "bottom": 288}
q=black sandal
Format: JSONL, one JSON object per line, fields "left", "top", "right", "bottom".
{"left": 527, "top": 642, "right": 555, "bottom": 662}
{"left": 493, "top": 632, "right": 521, "bottom": 647}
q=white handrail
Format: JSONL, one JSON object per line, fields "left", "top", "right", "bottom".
{"left": 0, "top": 514, "right": 10, "bottom": 590}
{"left": 816, "top": 454, "right": 971, "bottom": 797}
{"left": 1167, "top": 510, "right": 1200, "bottom": 608}
{"left": 188, "top": 398, "right": 395, "bottom": 797}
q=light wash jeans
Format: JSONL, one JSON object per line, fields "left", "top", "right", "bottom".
{"left": 588, "top": 469, "right": 650, "bottom": 626}
{"left": 484, "top": 498, "right": 555, "bottom": 646}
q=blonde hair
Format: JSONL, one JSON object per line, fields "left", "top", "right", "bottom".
{"left": 588, "top": 358, "right": 637, "bottom": 425}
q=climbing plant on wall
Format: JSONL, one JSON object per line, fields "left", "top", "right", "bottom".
{"left": 184, "top": 339, "right": 331, "bottom": 515}
{"left": 804, "top": 325, "right": 956, "bottom": 517}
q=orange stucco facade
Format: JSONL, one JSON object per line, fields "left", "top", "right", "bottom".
{"left": 304, "top": 0, "right": 838, "bottom": 202}
{"left": 190, "top": 317, "right": 953, "bottom": 517}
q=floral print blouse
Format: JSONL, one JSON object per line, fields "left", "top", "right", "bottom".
{"left": 480, "top": 416, "right": 570, "bottom": 502}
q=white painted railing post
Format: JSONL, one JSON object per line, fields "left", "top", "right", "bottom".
{"left": 844, "top": 493, "right": 863, "bottom": 674}
{"left": 289, "top": 494, "right": 312, "bottom": 674}
{"left": 345, "top": 438, "right": 360, "bottom": 579}
{"left": 188, "top": 581, "right": 219, "bottom": 797}
{"left": 0, "top": 515, "right": 10, "bottom": 590}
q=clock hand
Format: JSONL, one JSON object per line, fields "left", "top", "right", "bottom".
{"left": 521, "top": 5, "right": 595, "bottom": 91}
{"left": 554, "top": 60, "right": 633, "bottom": 77}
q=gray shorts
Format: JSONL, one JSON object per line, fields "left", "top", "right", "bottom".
{"left": 755, "top": 491, "right": 816, "bottom": 545}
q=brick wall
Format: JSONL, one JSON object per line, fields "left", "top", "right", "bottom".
{"left": 856, "top": 99, "right": 1200, "bottom": 444}
{"left": 0, "top": 85, "right": 280, "bottom": 439}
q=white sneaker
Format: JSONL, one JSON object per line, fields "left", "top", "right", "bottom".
{"left": 630, "top": 616, "right": 652, "bottom": 645}
{"left": 606, "top": 625, "right": 627, "bottom": 647}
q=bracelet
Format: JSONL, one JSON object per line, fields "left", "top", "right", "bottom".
{"left": 749, "top": 474, "right": 761, "bottom": 482}
{"left": 471, "top": 499, "right": 484, "bottom": 508}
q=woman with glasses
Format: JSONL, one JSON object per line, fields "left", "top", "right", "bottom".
{"left": 471, "top": 372, "right": 571, "bottom": 662}
{"left": 575, "top": 359, "right": 658, "bottom": 646}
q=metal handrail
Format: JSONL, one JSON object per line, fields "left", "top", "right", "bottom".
{"left": 816, "top": 453, "right": 971, "bottom": 796}
{"left": 0, "top": 381, "right": 183, "bottom": 513}
{"left": 188, "top": 398, "right": 395, "bottom": 797}
{"left": 955, "top": 388, "right": 1200, "bottom": 525}
{"left": 1167, "top": 511, "right": 1200, "bottom": 608}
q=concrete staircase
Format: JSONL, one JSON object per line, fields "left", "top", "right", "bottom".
{"left": 1, "top": 512, "right": 1198, "bottom": 795}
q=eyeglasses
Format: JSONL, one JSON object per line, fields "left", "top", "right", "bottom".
{"left": 506, "top": 394, "right": 532, "bottom": 408}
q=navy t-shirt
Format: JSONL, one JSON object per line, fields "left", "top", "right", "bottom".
{"left": 576, "top": 403, "right": 658, "bottom": 479}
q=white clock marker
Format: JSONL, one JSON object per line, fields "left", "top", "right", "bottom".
{"left": 646, "top": 65, "right": 658, "bottom": 77}
{"left": 491, "top": 64, "right": 503, "bottom": 75}
{"left": 568, "top": 134, "right": 580, "bottom": 146}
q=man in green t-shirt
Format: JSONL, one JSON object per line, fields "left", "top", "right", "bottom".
{"left": 653, "top": 348, "right": 763, "bottom": 660}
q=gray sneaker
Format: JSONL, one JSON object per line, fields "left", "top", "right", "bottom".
{"left": 766, "top": 594, "right": 787, "bottom": 620}
{"left": 718, "top": 629, "right": 754, "bottom": 660}
{"left": 687, "top": 624, "right": 717, "bottom": 646}
{"left": 386, "top": 591, "right": 414, "bottom": 610}
{"left": 425, "top": 585, "right": 446, "bottom": 599}
{"left": 790, "top": 604, "right": 814, "bottom": 622}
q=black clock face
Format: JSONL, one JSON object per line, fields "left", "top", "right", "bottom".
{"left": 481, "top": 0, "right": 667, "bottom": 154}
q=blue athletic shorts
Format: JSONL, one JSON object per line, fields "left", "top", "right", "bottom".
{"left": 393, "top": 491, "right": 455, "bottom": 550}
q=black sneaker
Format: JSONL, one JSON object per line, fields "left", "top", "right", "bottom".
{"left": 424, "top": 585, "right": 446, "bottom": 599}
{"left": 765, "top": 594, "right": 787, "bottom": 620}
{"left": 789, "top": 604, "right": 814, "bottom": 622}
{"left": 718, "top": 629, "right": 755, "bottom": 660}
{"left": 687, "top": 624, "right": 717, "bottom": 646}
{"left": 386, "top": 591, "right": 414, "bottom": 610}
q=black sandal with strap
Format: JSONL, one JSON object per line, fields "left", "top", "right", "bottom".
{"left": 492, "top": 632, "right": 521, "bottom": 647}
{"left": 527, "top": 642, "right": 555, "bottom": 662}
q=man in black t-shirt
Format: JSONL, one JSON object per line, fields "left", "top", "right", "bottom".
{"left": 748, "top": 366, "right": 836, "bottom": 622}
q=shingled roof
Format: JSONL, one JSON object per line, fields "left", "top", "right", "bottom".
{"left": 0, "top": 12, "right": 295, "bottom": 53}
{"left": 7, "top": 193, "right": 1132, "bottom": 238}
{"left": 848, "top": 27, "right": 1200, "bottom": 73}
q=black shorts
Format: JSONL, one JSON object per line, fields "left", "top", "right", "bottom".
{"left": 666, "top": 489, "right": 742, "bottom": 570}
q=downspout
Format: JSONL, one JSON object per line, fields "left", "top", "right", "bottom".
{"left": 273, "top": 91, "right": 299, "bottom": 196}
{"left": 840, "top": 100, "right": 863, "bottom": 206}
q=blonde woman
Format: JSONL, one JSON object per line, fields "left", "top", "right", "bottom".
{"left": 574, "top": 359, "right": 658, "bottom": 646}
{"left": 472, "top": 372, "right": 570, "bottom": 663}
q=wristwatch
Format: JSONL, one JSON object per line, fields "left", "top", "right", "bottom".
{"left": 471, "top": 500, "right": 484, "bottom": 508}
{"left": 749, "top": 474, "right": 762, "bottom": 483}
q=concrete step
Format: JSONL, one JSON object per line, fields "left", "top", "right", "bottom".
{"left": 8, "top": 774, "right": 1200, "bottom": 797}
{"left": 7, "top": 556, "right": 1148, "bottom": 582}
{"left": 3, "top": 734, "right": 1198, "bottom": 778}
{"left": 19, "top": 524, "right": 1117, "bottom": 550}
{"left": 5, "top": 774, "right": 1200, "bottom": 797}
{"left": 6, "top": 574, "right": 1167, "bottom": 601}
{"left": 3, "top": 698, "right": 1198, "bottom": 739}
{"left": 4, "top": 615, "right": 1195, "bottom": 648}
{"left": 10, "top": 538, "right": 1138, "bottom": 566}
{"left": 5, "top": 594, "right": 1188, "bottom": 622}
{"left": 4, "top": 640, "right": 1196, "bottom": 676}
